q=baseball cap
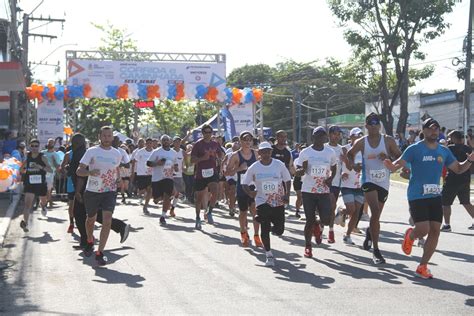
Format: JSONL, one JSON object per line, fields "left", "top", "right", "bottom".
{"left": 448, "top": 130, "right": 463, "bottom": 140}
{"left": 173, "top": 136, "right": 182, "bottom": 141}
{"left": 349, "top": 127, "right": 363, "bottom": 137}
{"left": 328, "top": 125, "right": 342, "bottom": 134}
{"left": 312, "top": 126, "right": 326, "bottom": 135}
{"left": 258, "top": 142, "right": 273, "bottom": 150}
{"left": 422, "top": 118, "right": 440, "bottom": 130}
{"left": 365, "top": 113, "right": 380, "bottom": 125}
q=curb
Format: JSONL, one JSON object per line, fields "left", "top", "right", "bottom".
{"left": 0, "top": 188, "right": 21, "bottom": 248}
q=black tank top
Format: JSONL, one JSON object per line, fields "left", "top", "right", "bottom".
{"left": 237, "top": 150, "right": 257, "bottom": 195}
{"left": 25, "top": 152, "right": 46, "bottom": 185}
{"left": 272, "top": 145, "right": 291, "bottom": 169}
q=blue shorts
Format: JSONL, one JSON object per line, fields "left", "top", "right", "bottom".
{"left": 341, "top": 188, "right": 364, "bottom": 205}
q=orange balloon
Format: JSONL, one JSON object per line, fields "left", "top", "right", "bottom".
{"left": 46, "top": 84, "right": 56, "bottom": 101}
{"left": 176, "top": 83, "right": 185, "bottom": 101}
{"left": 64, "top": 127, "right": 73, "bottom": 135}
{"left": 0, "top": 169, "right": 10, "bottom": 180}
{"left": 206, "top": 86, "right": 219, "bottom": 102}
{"left": 232, "top": 88, "right": 242, "bottom": 104}
{"left": 117, "top": 84, "right": 129, "bottom": 99}
{"left": 64, "top": 88, "right": 69, "bottom": 101}
{"left": 252, "top": 88, "right": 263, "bottom": 103}
{"left": 147, "top": 85, "right": 160, "bottom": 99}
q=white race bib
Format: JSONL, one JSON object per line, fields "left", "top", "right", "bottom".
{"left": 262, "top": 181, "right": 278, "bottom": 194}
{"left": 310, "top": 166, "right": 328, "bottom": 177}
{"left": 423, "top": 184, "right": 442, "bottom": 195}
{"left": 88, "top": 176, "right": 103, "bottom": 191}
{"left": 370, "top": 169, "right": 387, "bottom": 183}
{"left": 202, "top": 168, "right": 214, "bottom": 178}
{"left": 29, "top": 175, "right": 42, "bottom": 184}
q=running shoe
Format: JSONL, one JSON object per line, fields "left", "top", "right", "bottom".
{"left": 304, "top": 247, "right": 313, "bottom": 258}
{"left": 254, "top": 235, "right": 263, "bottom": 248}
{"left": 328, "top": 230, "right": 335, "bottom": 244}
{"left": 67, "top": 224, "right": 74, "bottom": 234}
{"left": 121, "top": 197, "right": 126, "bottom": 204}
{"left": 372, "top": 248, "right": 386, "bottom": 264}
{"left": 415, "top": 264, "right": 433, "bottom": 279}
{"left": 295, "top": 210, "right": 301, "bottom": 219}
{"left": 417, "top": 238, "right": 425, "bottom": 247}
{"left": 265, "top": 256, "right": 275, "bottom": 267}
{"left": 441, "top": 224, "right": 451, "bottom": 232}
{"left": 41, "top": 206, "right": 48, "bottom": 217}
{"left": 363, "top": 227, "right": 372, "bottom": 251}
{"left": 83, "top": 242, "right": 94, "bottom": 257}
{"left": 20, "top": 220, "right": 29, "bottom": 232}
{"left": 95, "top": 251, "right": 108, "bottom": 266}
{"left": 195, "top": 217, "right": 202, "bottom": 230}
{"left": 360, "top": 213, "right": 370, "bottom": 221}
{"left": 334, "top": 211, "right": 344, "bottom": 227}
{"left": 313, "top": 223, "right": 322, "bottom": 245}
{"left": 229, "top": 208, "right": 235, "bottom": 217}
{"left": 343, "top": 235, "right": 355, "bottom": 245}
{"left": 120, "top": 224, "right": 130, "bottom": 243}
{"left": 170, "top": 206, "right": 176, "bottom": 218}
{"left": 207, "top": 209, "right": 214, "bottom": 225}
{"left": 241, "top": 232, "right": 250, "bottom": 247}
{"left": 468, "top": 224, "right": 474, "bottom": 230}
{"left": 160, "top": 216, "right": 167, "bottom": 225}
{"left": 402, "top": 227, "right": 414, "bottom": 255}
{"left": 143, "top": 206, "right": 150, "bottom": 215}
{"left": 408, "top": 217, "right": 414, "bottom": 226}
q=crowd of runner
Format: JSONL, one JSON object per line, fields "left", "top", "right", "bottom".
{"left": 10, "top": 113, "right": 474, "bottom": 279}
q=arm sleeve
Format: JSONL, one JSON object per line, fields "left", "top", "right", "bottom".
{"left": 297, "top": 150, "right": 307, "bottom": 165}
{"left": 122, "top": 150, "right": 131, "bottom": 164}
{"left": 281, "top": 163, "right": 291, "bottom": 182}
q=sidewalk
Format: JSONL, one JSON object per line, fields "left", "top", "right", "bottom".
{"left": 0, "top": 188, "right": 21, "bottom": 247}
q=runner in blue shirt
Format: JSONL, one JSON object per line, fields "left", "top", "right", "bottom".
{"left": 385, "top": 118, "right": 474, "bottom": 279}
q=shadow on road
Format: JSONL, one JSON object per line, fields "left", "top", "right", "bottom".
{"left": 93, "top": 267, "right": 145, "bottom": 288}
{"left": 37, "top": 216, "right": 67, "bottom": 224}
{"left": 162, "top": 222, "right": 195, "bottom": 233}
{"left": 24, "top": 232, "right": 60, "bottom": 244}
{"left": 436, "top": 249, "right": 474, "bottom": 263}
{"left": 200, "top": 230, "right": 242, "bottom": 246}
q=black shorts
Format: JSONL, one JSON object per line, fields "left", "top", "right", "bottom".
{"left": 227, "top": 178, "right": 236, "bottom": 186}
{"left": 293, "top": 176, "right": 302, "bottom": 191}
{"left": 302, "top": 192, "right": 331, "bottom": 225}
{"left": 442, "top": 182, "right": 470, "bottom": 206}
{"left": 361, "top": 182, "right": 389, "bottom": 203}
{"left": 68, "top": 192, "right": 75, "bottom": 201}
{"left": 152, "top": 179, "right": 174, "bottom": 199}
{"left": 83, "top": 191, "right": 117, "bottom": 216}
{"left": 136, "top": 175, "right": 152, "bottom": 190}
{"left": 194, "top": 175, "right": 219, "bottom": 192}
{"left": 257, "top": 203, "right": 285, "bottom": 236}
{"left": 237, "top": 194, "right": 255, "bottom": 212}
{"left": 24, "top": 184, "right": 47, "bottom": 197}
{"left": 330, "top": 186, "right": 341, "bottom": 198}
{"left": 409, "top": 196, "right": 443, "bottom": 223}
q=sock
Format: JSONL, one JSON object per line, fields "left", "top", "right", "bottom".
{"left": 162, "top": 211, "right": 166, "bottom": 217}
{"left": 266, "top": 250, "right": 273, "bottom": 257}
{"left": 329, "top": 227, "right": 334, "bottom": 232}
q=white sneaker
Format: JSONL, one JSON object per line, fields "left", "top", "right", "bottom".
{"left": 41, "top": 206, "right": 48, "bottom": 217}
{"left": 343, "top": 235, "right": 355, "bottom": 245}
{"left": 468, "top": 224, "right": 474, "bottom": 230}
{"left": 265, "top": 256, "right": 275, "bottom": 267}
{"left": 360, "top": 214, "right": 370, "bottom": 221}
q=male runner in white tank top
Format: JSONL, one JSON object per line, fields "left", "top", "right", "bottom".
{"left": 347, "top": 113, "right": 401, "bottom": 264}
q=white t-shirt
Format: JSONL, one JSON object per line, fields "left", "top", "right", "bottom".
{"left": 118, "top": 147, "right": 131, "bottom": 164}
{"left": 134, "top": 148, "right": 154, "bottom": 176}
{"left": 340, "top": 144, "right": 362, "bottom": 189}
{"left": 79, "top": 146, "right": 122, "bottom": 193}
{"left": 325, "top": 143, "right": 342, "bottom": 187}
{"left": 148, "top": 147, "right": 178, "bottom": 182}
{"left": 242, "top": 159, "right": 291, "bottom": 207}
{"left": 298, "top": 146, "right": 337, "bottom": 194}
{"left": 173, "top": 148, "right": 184, "bottom": 178}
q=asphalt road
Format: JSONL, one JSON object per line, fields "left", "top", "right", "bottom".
{"left": 0, "top": 184, "right": 473, "bottom": 315}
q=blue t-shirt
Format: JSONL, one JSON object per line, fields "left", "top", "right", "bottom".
{"left": 401, "top": 141, "right": 456, "bottom": 201}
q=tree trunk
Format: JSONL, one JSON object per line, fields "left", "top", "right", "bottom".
{"left": 379, "top": 61, "right": 394, "bottom": 136}
{"left": 396, "top": 57, "right": 410, "bottom": 136}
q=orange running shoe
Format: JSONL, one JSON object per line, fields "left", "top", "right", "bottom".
{"left": 415, "top": 264, "right": 433, "bottom": 279}
{"left": 254, "top": 235, "right": 263, "bottom": 248}
{"left": 402, "top": 227, "right": 414, "bottom": 255}
{"left": 241, "top": 232, "right": 250, "bottom": 247}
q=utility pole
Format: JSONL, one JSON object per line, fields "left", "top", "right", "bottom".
{"left": 292, "top": 84, "right": 297, "bottom": 145}
{"left": 463, "top": 0, "right": 473, "bottom": 136}
{"left": 9, "top": 0, "right": 20, "bottom": 135}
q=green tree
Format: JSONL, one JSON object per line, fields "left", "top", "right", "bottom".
{"left": 329, "top": 0, "right": 455, "bottom": 135}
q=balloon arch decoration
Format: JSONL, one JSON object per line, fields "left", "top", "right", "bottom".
{"left": 23, "top": 50, "right": 266, "bottom": 143}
